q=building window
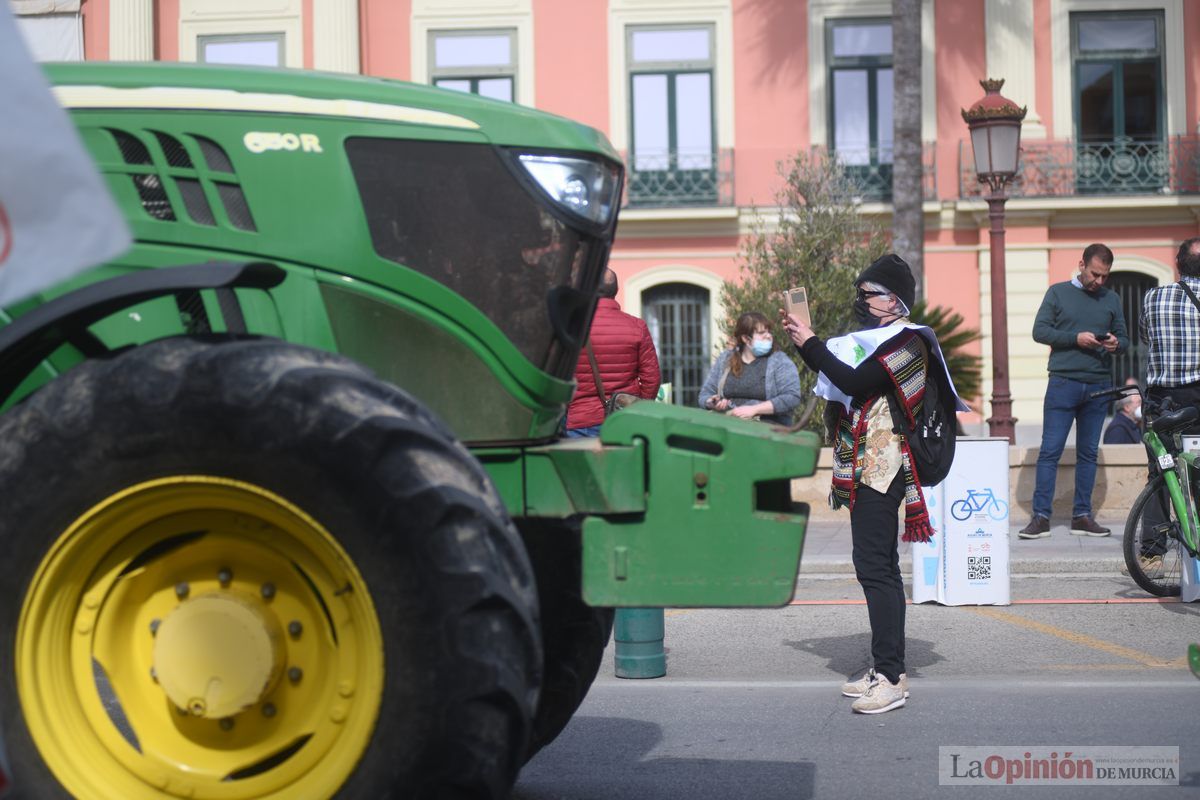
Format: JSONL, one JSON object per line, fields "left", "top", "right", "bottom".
{"left": 1071, "top": 11, "right": 1165, "bottom": 193}
{"left": 626, "top": 25, "right": 717, "bottom": 206}
{"left": 429, "top": 29, "right": 517, "bottom": 103}
{"left": 827, "top": 18, "right": 893, "bottom": 199}
{"left": 198, "top": 33, "right": 285, "bottom": 67}
{"left": 642, "top": 283, "right": 710, "bottom": 409}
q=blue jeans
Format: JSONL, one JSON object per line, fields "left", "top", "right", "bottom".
{"left": 564, "top": 425, "right": 602, "bottom": 439}
{"left": 1031, "top": 375, "right": 1111, "bottom": 519}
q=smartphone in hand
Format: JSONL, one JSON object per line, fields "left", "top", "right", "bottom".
{"left": 783, "top": 286, "right": 811, "bottom": 327}
{"left": 1096, "top": 332, "right": 1111, "bottom": 341}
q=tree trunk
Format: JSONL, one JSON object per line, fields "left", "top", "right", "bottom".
{"left": 892, "top": 0, "right": 924, "bottom": 301}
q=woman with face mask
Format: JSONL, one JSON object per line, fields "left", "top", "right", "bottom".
{"left": 781, "top": 253, "right": 965, "bottom": 716}
{"left": 698, "top": 311, "right": 801, "bottom": 426}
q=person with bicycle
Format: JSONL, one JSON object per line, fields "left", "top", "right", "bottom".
{"left": 1133, "top": 237, "right": 1200, "bottom": 572}
{"left": 1142, "top": 238, "right": 1200, "bottom": 427}
{"left": 1019, "top": 244, "right": 1128, "bottom": 540}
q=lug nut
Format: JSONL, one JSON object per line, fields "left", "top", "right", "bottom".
{"left": 149, "top": 618, "right": 160, "bottom": 636}
{"left": 262, "top": 703, "right": 277, "bottom": 718}
{"left": 287, "top": 621, "right": 302, "bottom": 638}
{"left": 217, "top": 568, "right": 233, "bottom": 586}
{"left": 288, "top": 667, "right": 303, "bottom": 683}
{"left": 261, "top": 582, "right": 276, "bottom": 600}
{"left": 219, "top": 718, "right": 234, "bottom": 731}
{"left": 175, "top": 582, "right": 190, "bottom": 600}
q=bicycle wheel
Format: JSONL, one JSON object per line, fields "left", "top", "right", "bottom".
{"left": 950, "top": 500, "right": 972, "bottom": 521}
{"left": 988, "top": 498, "right": 1010, "bottom": 521}
{"left": 1123, "top": 474, "right": 1184, "bottom": 597}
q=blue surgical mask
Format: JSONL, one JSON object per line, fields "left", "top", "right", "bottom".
{"left": 751, "top": 340, "right": 772, "bottom": 357}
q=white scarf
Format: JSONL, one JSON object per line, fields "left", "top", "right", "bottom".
{"left": 813, "top": 322, "right": 969, "bottom": 413}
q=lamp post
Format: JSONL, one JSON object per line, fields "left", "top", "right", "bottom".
{"left": 962, "top": 78, "right": 1026, "bottom": 444}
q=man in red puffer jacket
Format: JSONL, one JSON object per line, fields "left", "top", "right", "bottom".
{"left": 566, "top": 269, "right": 661, "bottom": 437}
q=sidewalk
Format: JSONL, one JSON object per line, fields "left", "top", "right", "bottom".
{"left": 799, "top": 515, "right": 1126, "bottom": 576}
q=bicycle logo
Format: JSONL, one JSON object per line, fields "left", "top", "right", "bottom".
{"left": 950, "top": 488, "right": 1009, "bottom": 521}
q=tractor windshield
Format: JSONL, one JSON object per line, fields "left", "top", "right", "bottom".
{"left": 346, "top": 137, "right": 613, "bottom": 376}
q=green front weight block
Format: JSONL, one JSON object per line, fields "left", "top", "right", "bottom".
{"left": 581, "top": 402, "right": 818, "bottom": 608}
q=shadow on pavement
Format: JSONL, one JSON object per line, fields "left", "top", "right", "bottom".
{"left": 514, "top": 716, "right": 816, "bottom": 800}
{"left": 782, "top": 633, "right": 946, "bottom": 679}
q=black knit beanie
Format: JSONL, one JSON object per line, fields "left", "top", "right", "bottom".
{"left": 855, "top": 253, "right": 916, "bottom": 312}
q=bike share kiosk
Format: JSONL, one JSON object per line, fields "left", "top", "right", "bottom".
{"left": 912, "top": 438, "right": 1012, "bottom": 605}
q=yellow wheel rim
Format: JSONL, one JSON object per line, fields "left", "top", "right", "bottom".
{"left": 17, "top": 476, "right": 385, "bottom": 800}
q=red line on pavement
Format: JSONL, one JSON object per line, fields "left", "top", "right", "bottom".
{"left": 789, "top": 597, "right": 1182, "bottom": 606}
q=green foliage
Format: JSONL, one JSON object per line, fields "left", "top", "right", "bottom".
{"left": 721, "top": 150, "right": 889, "bottom": 434}
{"left": 907, "top": 300, "right": 983, "bottom": 406}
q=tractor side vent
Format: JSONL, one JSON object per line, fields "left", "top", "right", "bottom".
{"left": 110, "top": 129, "right": 151, "bottom": 165}
{"left": 102, "top": 128, "right": 256, "bottom": 232}
{"left": 152, "top": 131, "right": 194, "bottom": 169}
{"left": 195, "top": 135, "right": 234, "bottom": 173}
{"left": 216, "top": 182, "right": 257, "bottom": 232}
{"left": 131, "top": 174, "right": 176, "bottom": 221}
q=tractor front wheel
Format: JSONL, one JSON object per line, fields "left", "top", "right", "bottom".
{"left": 0, "top": 337, "right": 541, "bottom": 799}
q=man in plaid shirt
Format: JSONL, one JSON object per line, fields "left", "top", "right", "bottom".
{"left": 1135, "top": 237, "right": 1200, "bottom": 567}
{"left": 1142, "top": 237, "right": 1200, "bottom": 426}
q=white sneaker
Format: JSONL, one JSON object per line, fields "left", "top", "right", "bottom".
{"left": 841, "top": 669, "right": 908, "bottom": 698}
{"left": 851, "top": 674, "right": 907, "bottom": 714}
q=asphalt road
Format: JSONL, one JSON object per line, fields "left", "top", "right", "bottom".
{"left": 514, "top": 576, "right": 1200, "bottom": 799}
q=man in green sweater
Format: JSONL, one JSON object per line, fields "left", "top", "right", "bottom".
{"left": 1019, "top": 243, "right": 1128, "bottom": 539}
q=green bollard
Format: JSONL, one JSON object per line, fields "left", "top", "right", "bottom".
{"left": 613, "top": 607, "right": 665, "bottom": 678}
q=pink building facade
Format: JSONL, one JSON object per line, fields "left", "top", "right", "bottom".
{"left": 16, "top": 0, "right": 1200, "bottom": 439}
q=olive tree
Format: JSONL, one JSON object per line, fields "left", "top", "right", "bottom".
{"left": 721, "top": 150, "right": 888, "bottom": 434}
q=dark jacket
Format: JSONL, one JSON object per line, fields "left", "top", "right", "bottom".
{"left": 568, "top": 298, "right": 661, "bottom": 429}
{"left": 1102, "top": 412, "right": 1141, "bottom": 444}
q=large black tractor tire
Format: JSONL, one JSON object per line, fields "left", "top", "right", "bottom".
{"left": 518, "top": 518, "right": 614, "bottom": 762}
{"left": 0, "top": 336, "right": 541, "bottom": 799}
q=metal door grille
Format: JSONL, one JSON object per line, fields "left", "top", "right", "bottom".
{"left": 642, "top": 283, "right": 710, "bottom": 408}
{"left": 1108, "top": 271, "right": 1156, "bottom": 386}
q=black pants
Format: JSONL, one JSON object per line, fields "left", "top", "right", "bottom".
{"left": 851, "top": 470, "right": 906, "bottom": 684}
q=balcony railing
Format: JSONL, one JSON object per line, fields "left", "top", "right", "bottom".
{"left": 958, "top": 136, "right": 1200, "bottom": 198}
{"left": 813, "top": 143, "right": 938, "bottom": 203}
{"left": 624, "top": 148, "right": 734, "bottom": 208}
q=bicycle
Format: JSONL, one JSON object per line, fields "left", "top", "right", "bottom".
{"left": 950, "top": 488, "right": 1009, "bottom": 521}
{"left": 1091, "top": 385, "right": 1200, "bottom": 597}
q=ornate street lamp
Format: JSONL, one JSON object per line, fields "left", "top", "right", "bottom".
{"left": 962, "top": 78, "right": 1027, "bottom": 444}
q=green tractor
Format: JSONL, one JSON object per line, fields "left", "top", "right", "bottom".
{"left": 0, "top": 62, "right": 818, "bottom": 799}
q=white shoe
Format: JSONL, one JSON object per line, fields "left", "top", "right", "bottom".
{"left": 841, "top": 668, "right": 908, "bottom": 698}
{"left": 851, "top": 674, "right": 907, "bottom": 714}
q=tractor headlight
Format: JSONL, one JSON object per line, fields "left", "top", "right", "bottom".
{"left": 517, "top": 154, "right": 622, "bottom": 229}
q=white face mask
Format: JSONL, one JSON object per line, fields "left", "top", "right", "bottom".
{"left": 1133, "top": 406, "right": 1143, "bottom": 421}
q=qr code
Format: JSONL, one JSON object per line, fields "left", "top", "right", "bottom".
{"left": 967, "top": 556, "right": 991, "bottom": 580}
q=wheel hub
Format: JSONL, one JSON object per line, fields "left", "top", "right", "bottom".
{"left": 152, "top": 591, "right": 283, "bottom": 719}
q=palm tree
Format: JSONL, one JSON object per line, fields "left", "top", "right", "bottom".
{"left": 908, "top": 300, "right": 983, "bottom": 405}
{"left": 892, "top": 0, "right": 924, "bottom": 300}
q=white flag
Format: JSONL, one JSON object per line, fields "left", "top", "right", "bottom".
{"left": 0, "top": 4, "right": 131, "bottom": 305}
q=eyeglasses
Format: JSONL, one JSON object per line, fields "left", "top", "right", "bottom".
{"left": 856, "top": 289, "right": 891, "bottom": 301}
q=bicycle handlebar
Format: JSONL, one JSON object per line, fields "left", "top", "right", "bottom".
{"left": 1089, "top": 385, "right": 1139, "bottom": 402}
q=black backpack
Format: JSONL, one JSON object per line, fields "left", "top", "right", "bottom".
{"left": 884, "top": 336, "right": 957, "bottom": 486}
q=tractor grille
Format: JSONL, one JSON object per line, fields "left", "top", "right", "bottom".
{"left": 104, "top": 128, "right": 257, "bottom": 232}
